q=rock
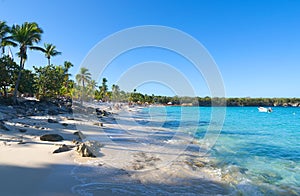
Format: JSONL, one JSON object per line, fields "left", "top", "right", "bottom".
{"left": 0, "top": 121, "right": 9, "bottom": 131}
{"left": 193, "top": 160, "right": 205, "bottom": 168}
{"left": 185, "top": 159, "right": 206, "bottom": 169}
{"left": 40, "top": 134, "right": 64, "bottom": 141}
{"left": 93, "top": 122, "right": 103, "bottom": 127}
{"left": 19, "top": 129, "right": 27, "bottom": 133}
{"left": 73, "top": 131, "right": 86, "bottom": 140}
{"left": 61, "top": 123, "right": 68, "bottom": 127}
{"left": 48, "top": 119, "right": 58, "bottom": 123}
{"left": 76, "top": 143, "right": 96, "bottom": 157}
{"left": 132, "top": 164, "right": 144, "bottom": 170}
{"left": 53, "top": 144, "right": 71, "bottom": 153}
{"left": 96, "top": 108, "right": 111, "bottom": 116}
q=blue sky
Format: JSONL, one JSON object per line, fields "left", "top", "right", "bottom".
{"left": 1, "top": 0, "right": 299, "bottom": 97}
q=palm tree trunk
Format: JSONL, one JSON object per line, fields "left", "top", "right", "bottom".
{"left": 48, "top": 57, "right": 50, "bottom": 66}
{"left": 13, "top": 57, "right": 23, "bottom": 104}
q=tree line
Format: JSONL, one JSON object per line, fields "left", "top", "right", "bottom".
{"left": 72, "top": 67, "right": 300, "bottom": 107}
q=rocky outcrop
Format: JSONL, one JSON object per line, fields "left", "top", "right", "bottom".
{"left": 40, "top": 134, "right": 64, "bottom": 141}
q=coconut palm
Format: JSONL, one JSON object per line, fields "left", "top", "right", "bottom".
{"left": 32, "top": 43, "right": 61, "bottom": 65}
{"left": 87, "top": 79, "right": 97, "bottom": 99}
{"left": 6, "top": 22, "right": 43, "bottom": 103}
{"left": 76, "top": 67, "right": 91, "bottom": 104}
{"left": 111, "top": 84, "right": 120, "bottom": 101}
{"left": 0, "top": 21, "right": 10, "bottom": 55}
{"left": 62, "top": 61, "right": 73, "bottom": 88}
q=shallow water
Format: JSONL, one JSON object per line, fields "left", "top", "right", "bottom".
{"left": 72, "top": 106, "right": 300, "bottom": 195}
{"left": 140, "top": 106, "right": 300, "bottom": 195}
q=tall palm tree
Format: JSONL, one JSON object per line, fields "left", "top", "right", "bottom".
{"left": 76, "top": 67, "right": 91, "bottom": 104}
{"left": 6, "top": 22, "right": 43, "bottom": 103}
{"left": 32, "top": 43, "right": 61, "bottom": 65}
{"left": 0, "top": 21, "right": 10, "bottom": 56}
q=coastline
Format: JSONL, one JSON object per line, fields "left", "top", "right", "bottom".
{"left": 1, "top": 101, "right": 299, "bottom": 195}
{"left": 0, "top": 100, "right": 235, "bottom": 195}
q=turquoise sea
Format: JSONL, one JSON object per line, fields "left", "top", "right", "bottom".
{"left": 140, "top": 106, "right": 300, "bottom": 195}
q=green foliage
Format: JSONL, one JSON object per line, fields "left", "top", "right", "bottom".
{"left": 75, "top": 67, "right": 92, "bottom": 103}
{"left": 6, "top": 22, "right": 43, "bottom": 103}
{"left": 111, "top": 84, "right": 121, "bottom": 102}
{"left": 60, "top": 61, "right": 74, "bottom": 97}
{"left": 98, "top": 78, "right": 108, "bottom": 101}
{"left": 0, "top": 55, "right": 18, "bottom": 97}
{"left": 34, "top": 65, "right": 65, "bottom": 99}
{"left": 18, "top": 69, "right": 36, "bottom": 96}
{"left": 0, "top": 20, "right": 10, "bottom": 55}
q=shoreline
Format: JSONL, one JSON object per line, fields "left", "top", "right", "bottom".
{"left": 0, "top": 100, "right": 245, "bottom": 195}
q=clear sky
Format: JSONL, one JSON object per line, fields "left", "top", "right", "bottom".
{"left": 1, "top": 0, "right": 299, "bottom": 97}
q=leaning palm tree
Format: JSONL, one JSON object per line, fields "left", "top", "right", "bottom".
{"left": 31, "top": 43, "right": 61, "bottom": 65}
{"left": 0, "top": 21, "right": 10, "bottom": 55}
{"left": 6, "top": 22, "right": 43, "bottom": 103}
{"left": 75, "top": 67, "right": 91, "bottom": 104}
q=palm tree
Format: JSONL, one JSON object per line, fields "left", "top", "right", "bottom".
{"left": 87, "top": 79, "right": 97, "bottom": 99}
{"left": 32, "top": 43, "right": 61, "bottom": 65}
{"left": 112, "top": 84, "right": 120, "bottom": 102}
{"left": 62, "top": 61, "right": 73, "bottom": 90}
{"left": 88, "top": 80, "right": 97, "bottom": 91}
{"left": 75, "top": 67, "right": 91, "bottom": 104}
{"left": 6, "top": 22, "right": 43, "bottom": 103}
{"left": 0, "top": 21, "right": 10, "bottom": 56}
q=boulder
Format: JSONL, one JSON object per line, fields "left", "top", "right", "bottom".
{"left": 76, "top": 143, "right": 96, "bottom": 157}
{"left": 40, "top": 134, "right": 64, "bottom": 141}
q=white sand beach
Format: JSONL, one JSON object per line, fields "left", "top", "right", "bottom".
{"left": 0, "top": 102, "right": 234, "bottom": 195}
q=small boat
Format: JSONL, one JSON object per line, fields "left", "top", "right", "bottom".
{"left": 258, "top": 107, "right": 272, "bottom": 113}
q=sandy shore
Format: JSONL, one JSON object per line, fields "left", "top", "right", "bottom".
{"left": 0, "top": 102, "right": 234, "bottom": 195}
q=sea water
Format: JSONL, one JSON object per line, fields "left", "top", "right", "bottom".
{"left": 140, "top": 106, "right": 300, "bottom": 195}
